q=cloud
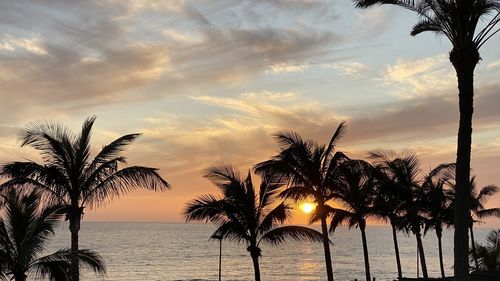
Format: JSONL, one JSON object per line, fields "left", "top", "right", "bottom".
{"left": 381, "top": 54, "right": 455, "bottom": 99}
{"left": 345, "top": 81, "right": 500, "bottom": 146}
{"left": 165, "top": 27, "right": 337, "bottom": 83}
{"left": 487, "top": 59, "right": 500, "bottom": 70}
{"left": 0, "top": 0, "right": 342, "bottom": 121}
{"left": 0, "top": 34, "right": 47, "bottom": 55}
{"left": 132, "top": 91, "right": 344, "bottom": 175}
{"left": 266, "top": 62, "right": 310, "bottom": 74}
{"left": 323, "top": 61, "right": 369, "bottom": 77}
{"left": 353, "top": 7, "right": 394, "bottom": 39}
{"left": 0, "top": 44, "right": 170, "bottom": 109}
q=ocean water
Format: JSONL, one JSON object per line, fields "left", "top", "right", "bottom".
{"left": 47, "top": 222, "right": 491, "bottom": 281}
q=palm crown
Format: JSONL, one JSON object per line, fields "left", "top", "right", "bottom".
{"left": 0, "top": 116, "right": 170, "bottom": 213}
{"left": 253, "top": 122, "right": 349, "bottom": 217}
{"left": 324, "top": 159, "right": 378, "bottom": 232}
{"left": 354, "top": 0, "right": 499, "bottom": 50}
{"left": 0, "top": 190, "right": 106, "bottom": 281}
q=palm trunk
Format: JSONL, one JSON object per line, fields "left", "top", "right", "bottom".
{"left": 391, "top": 221, "right": 403, "bottom": 279}
{"left": 415, "top": 232, "right": 428, "bottom": 278}
{"left": 250, "top": 253, "right": 261, "bottom": 281}
{"left": 218, "top": 238, "right": 222, "bottom": 281}
{"left": 359, "top": 221, "right": 371, "bottom": 281}
{"left": 437, "top": 229, "right": 445, "bottom": 278}
{"left": 69, "top": 215, "right": 81, "bottom": 281}
{"left": 450, "top": 46, "right": 479, "bottom": 281}
{"left": 470, "top": 226, "right": 479, "bottom": 270}
{"left": 320, "top": 214, "right": 334, "bottom": 281}
{"left": 14, "top": 273, "right": 26, "bottom": 281}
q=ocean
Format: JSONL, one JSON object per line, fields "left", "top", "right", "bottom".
{"left": 47, "top": 222, "right": 491, "bottom": 281}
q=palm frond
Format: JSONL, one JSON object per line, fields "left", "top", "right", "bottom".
{"left": 210, "top": 221, "right": 249, "bottom": 243}
{"left": 259, "top": 226, "right": 325, "bottom": 245}
{"left": 273, "top": 131, "right": 304, "bottom": 148}
{"left": 477, "top": 184, "right": 499, "bottom": 203}
{"left": 258, "top": 173, "right": 284, "bottom": 211}
{"left": 87, "top": 133, "right": 141, "bottom": 170}
{"left": 258, "top": 202, "right": 292, "bottom": 233}
{"left": 329, "top": 208, "right": 357, "bottom": 233}
{"left": 204, "top": 162, "right": 241, "bottom": 190}
{"left": 475, "top": 208, "right": 500, "bottom": 219}
{"left": 322, "top": 121, "right": 347, "bottom": 169}
{"left": 411, "top": 18, "right": 443, "bottom": 36}
{"left": 73, "top": 116, "right": 96, "bottom": 169}
{"left": 30, "top": 254, "right": 70, "bottom": 281}
{"left": 82, "top": 166, "right": 170, "bottom": 208}
{"left": 279, "top": 185, "right": 317, "bottom": 201}
{"left": 184, "top": 194, "right": 226, "bottom": 223}
{"left": 31, "top": 248, "right": 106, "bottom": 280}
{"left": 73, "top": 249, "right": 107, "bottom": 274}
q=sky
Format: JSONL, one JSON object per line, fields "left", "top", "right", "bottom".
{"left": 0, "top": 0, "right": 499, "bottom": 227}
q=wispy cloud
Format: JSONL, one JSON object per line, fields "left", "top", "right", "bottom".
{"left": 381, "top": 54, "right": 455, "bottom": 99}
{"left": 0, "top": 34, "right": 47, "bottom": 55}
{"left": 323, "top": 61, "right": 369, "bottom": 77}
{"left": 266, "top": 62, "right": 310, "bottom": 74}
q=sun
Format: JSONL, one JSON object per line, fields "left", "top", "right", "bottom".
{"left": 300, "top": 203, "right": 316, "bottom": 214}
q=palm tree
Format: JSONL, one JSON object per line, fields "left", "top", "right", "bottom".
{"left": 421, "top": 163, "right": 455, "bottom": 278}
{"left": 184, "top": 163, "right": 324, "bottom": 281}
{"left": 324, "top": 159, "right": 378, "bottom": 281}
{"left": 352, "top": 1, "right": 499, "bottom": 279}
{"left": 369, "top": 150, "right": 428, "bottom": 278}
{"left": 253, "top": 122, "right": 348, "bottom": 281}
{"left": 368, "top": 150, "right": 419, "bottom": 279}
{"left": 0, "top": 190, "right": 106, "bottom": 281}
{"left": 0, "top": 116, "right": 170, "bottom": 281}
{"left": 371, "top": 164, "right": 406, "bottom": 279}
{"left": 466, "top": 177, "right": 500, "bottom": 270}
{"left": 400, "top": 184, "right": 429, "bottom": 278}
{"left": 470, "top": 229, "right": 499, "bottom": 271}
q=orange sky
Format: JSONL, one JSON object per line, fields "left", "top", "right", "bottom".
{"left": 0, "top": 1, "right": 499, "bottom": 228}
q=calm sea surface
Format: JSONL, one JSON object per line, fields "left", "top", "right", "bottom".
{"left": 47, "top": 222, "right": 491, "bottom": 281}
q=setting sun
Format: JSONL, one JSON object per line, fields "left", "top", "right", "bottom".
{"left": 300, "top": 203, "right": 316, "bottom": 214}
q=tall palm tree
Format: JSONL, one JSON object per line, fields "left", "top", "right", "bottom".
{"left": 0, "top": 116, "right": 170, "bottom": 281}
{"left": 352, "top": 1, "right": 499, "bottom": 279}
{"left": 421, "top": 163, "right": 455, "bottom": 278}
{"left": 184, "top": 163, "right": 324, "bottom": 281}
{"left": 0, "top": 190, "right": 106, "bottom": 281}
{"left": 253, "top": 122, "right": 348, "bottom": 281}
{"left": 323, "top": 159, "right": 378, "bottom": 281}
{"left": 368, "top": 150, "right": 426, "bottom": 278}
{"left": 369, "top": 150, "right": 428, "bottom": 278}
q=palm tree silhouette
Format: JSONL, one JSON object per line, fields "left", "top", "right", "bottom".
{"left": 470, "top": 228, "right": 499, "bottom": 271}
{"left": 371, "top": 162, "right": 406, "bottom": 279}
{"left": 0, "top": 116, "right": 170, "bottom": 281}
{"left": 324, "top": 159, "right": 378, "bottom": 281}
{"left": 467, "top": 178, "right": 500, "bottom": 270}
{"left": 0, "top": 190, "right": 106, "bottom": 281}
{"left": 352, "top": 1, "right": 499, "bottom": 278}
{"left": 401, "top": 183, "right": 429, "bottom": 279}
{"left": 253, "top": 122, "right": 348, "bottom": 281}
{"left": 369, "top": 150, "right": 428, "bottom": 278}
{"left": 421, "top": 163, "right": 455, "bottom": 278}
{"left": 184, "top": 163, "right": 324, "bottom": 281}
